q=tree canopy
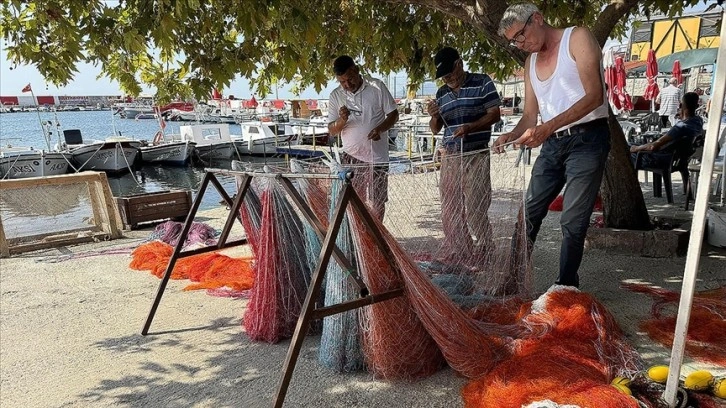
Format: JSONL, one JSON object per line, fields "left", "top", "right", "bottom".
{"left": 0, "top": 0, "right": 709, "bottom": 103}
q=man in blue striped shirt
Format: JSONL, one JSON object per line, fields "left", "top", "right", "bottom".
{"left": 427, "top": 47, "right": 501, "bottom": 266}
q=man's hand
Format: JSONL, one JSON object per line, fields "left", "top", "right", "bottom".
{"left": 492, "top": 132, "right": 515, "bottom": 154}
{"left": 426, "top": 100, "right": 440, "bottom": 117}
{"left": 452, "top": 124, "right": 470, "bottom": 139}
{"left": 514, "top": 124, "right": 553, "bottom": 148}
{"left": 339, "top": 106, "right": 350, "bottom": 123}
{"left": 367, "top": 127, "right": 382, "bottom": 141}
{"left": 630, "top": 143, "right": 655, "bottom": 153}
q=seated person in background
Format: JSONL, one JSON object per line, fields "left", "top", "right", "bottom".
{"left": 630, "top": 92, "right": 703, "bottom": 169}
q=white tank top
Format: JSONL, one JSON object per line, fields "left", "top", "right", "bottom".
{"left": 529, "top": 27, "right": 608, "bottom": 131}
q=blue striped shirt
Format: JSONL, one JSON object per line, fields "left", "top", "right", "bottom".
{"left": 436, "top": 73, "right": 500, "bottom": 151}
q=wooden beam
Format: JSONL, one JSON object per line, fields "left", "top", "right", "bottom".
{"left": 278, "top": 177, "right": 369, "bottom": 297}
{"left": 141, "top": 172, "right": 214, "bottom": 335}
{"left": 96, "top": 172, "right": 123, "bottom": 238}
{"left": 217, "top": 175, "right": 250, "bottom": 247}
{"left": 0, "top": 171, "right": 104, "bottom": 190}
{"left": 0, "top": 215, "right": 8, "bottom": 258}
{"left": 312, "top": 288, "right": 404, "bottom": 319}
{"left": 7, "top": 233, "right": 111, "bottom": 256}
{"left": 87, "top": 178, "right": 106, "bottom": 231}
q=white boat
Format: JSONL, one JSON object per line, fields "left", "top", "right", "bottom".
{"left": 179, "top": 123, "right": 236, "bottom": 160}
{"left": 233, "top": 121, "right": 297, "bottom": 155}
{"left": 0, "top": 147, "right": 70, "bottom": 179}
{"left": 139, "top": 132, "right": 196, "bottom": 165}
{"left": 60, "top": 129, "right": 141, "bottom": 174}
{"left": 290, "top": 115, "right": 330, "bottom": 145}
{"left": 118, "top": 104, "right": 156, "bottom": 119}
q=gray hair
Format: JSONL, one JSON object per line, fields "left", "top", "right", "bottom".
{"left": 498, "top": 3, "right": 540, "bottom": 36}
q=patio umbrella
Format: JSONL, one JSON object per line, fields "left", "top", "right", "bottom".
{"left": 615, "top": 56, "right": 633, "bottom": 112}
{"left": 643, "top": 49, "right": 660, "bottom": 112}
{"left": 672, "top": 60, "right": 683, "bottom": 85}
{"left": 603, "top": 48, "right": 621, "bottom": 111}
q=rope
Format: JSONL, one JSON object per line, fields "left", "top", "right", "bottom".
{"left": 118, "top": 141, "right": 142, "bottom": 187}
{"left": 0, "top": 152, "right": 24, "bottom": 180}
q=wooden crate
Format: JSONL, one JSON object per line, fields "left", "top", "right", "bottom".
{"left": 115, "top": 190, "right": 192, "bottom": 230}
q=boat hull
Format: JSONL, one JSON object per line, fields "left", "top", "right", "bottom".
{"left": 233, "top": 136, "right": 283, "bottom": 156}
{"left": 0, "top": 151, "right": 71, "bottom": 179}
{"left": 140, "top": 141, "right": 195, "bottom": 165}
{"left": 194, "top": 142, "right": 235, "bottom": 160}
{"left": 69, "top": 141, "right": 141, "bottom": 174}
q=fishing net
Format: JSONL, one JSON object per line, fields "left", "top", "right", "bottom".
{"left": 318, "top": 180, "right": 366, "bottom": 371}
{"left": 219, "top": 147, "right": 641, "bottom": 404}
{"left": 242, "top": 177, "right": 312, "bottom": 343}
{"left": 274, "top": 149, "right": 532, "bottom": 380}
{"left": 0, "top": 172, "right": 123, "bottom": 255}
{"left": 624, "top": 283, "right": 726, "bottom": 366}
{"left": 129, "top": 240, "right": 255, "bottom": 292}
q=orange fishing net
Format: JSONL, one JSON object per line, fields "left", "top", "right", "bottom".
{"left": 624, "top": 283, "right": 726, "bottom": 366}
{"left": 129, "top": 241, "right": 255, "bottom": 292}
{"left": 461, "top": 288, "right": 641, "bottom": 408}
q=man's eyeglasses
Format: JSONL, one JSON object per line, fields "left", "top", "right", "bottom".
{"left": 509, "top": 13, "right": 534, "bottom": 47}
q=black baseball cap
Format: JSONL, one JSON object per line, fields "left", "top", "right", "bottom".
{"left": 434, "top": 47, "right": 460, "bottom": 79}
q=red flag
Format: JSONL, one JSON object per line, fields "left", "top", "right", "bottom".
{"left": 21, "top": 83, "right": 32, "bottom": 93}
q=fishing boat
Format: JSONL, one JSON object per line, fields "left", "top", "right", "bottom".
{"left": 139, "top": 131, "right": 196, "bottom": 165}
{"left": 179, "top": 123, "right": 236, "bottom": 160}
{"left": 0, "top": 146, "right": 70, "bottom": 179}
{"left": 290, "top": 114, "right": 330, "bottom": 145}
{"left": 233, "top": 121, "right": 297, "bottom": 155}
{"left": 59, "top": 129, "right": 141, "bottom": 174}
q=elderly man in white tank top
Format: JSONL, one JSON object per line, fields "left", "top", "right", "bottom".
{"left": 494, "top": 3, "right": 611, "bottom": 288}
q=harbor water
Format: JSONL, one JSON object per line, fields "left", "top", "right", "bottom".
{"left": 0, "top": 110, "right": 285, "bottom": 211}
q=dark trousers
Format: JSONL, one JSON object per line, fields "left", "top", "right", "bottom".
{"left": 630, "top": 151, "right": 672, "bottom": 169}
{"left": 525, "top": 121, "right": 611, "bottom": 287}
{"left": 341, "top": 153, "right": 389, "bottom": 221}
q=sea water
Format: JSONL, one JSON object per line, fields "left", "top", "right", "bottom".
{"left": 0, "top": 110, "right": 277, "bottom": 211}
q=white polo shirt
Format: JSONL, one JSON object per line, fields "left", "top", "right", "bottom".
{"left": 328, "top": 77, "right": 397, "bottom": 163}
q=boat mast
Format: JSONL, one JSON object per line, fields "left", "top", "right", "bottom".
{"left": 27, "top": 85, "right": 52, "bottom": 150}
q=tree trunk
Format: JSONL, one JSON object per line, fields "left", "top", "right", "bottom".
{"left": 601, "top": 113, "right": 652, "bottom": 230}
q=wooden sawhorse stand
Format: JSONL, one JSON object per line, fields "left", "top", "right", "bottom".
{"left": 141, "top": 168, "right": 405, "bottom": 407}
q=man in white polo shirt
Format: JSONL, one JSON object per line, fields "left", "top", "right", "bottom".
{"left": 328, "top": 55, "right": 399, "bottom": 220}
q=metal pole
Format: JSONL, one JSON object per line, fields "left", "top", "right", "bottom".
{"left": 663, "top": 7, "right": 726, "bottom": 406}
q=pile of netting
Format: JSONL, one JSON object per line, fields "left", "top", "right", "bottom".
{"left": 129, "top": 221, "right": 255, "bottom": 293}
{"left": 228, "top": 148, "right": 646, "bottom": 407}
{"left": 624, "top": 283, "right": 726, "bottom": 366}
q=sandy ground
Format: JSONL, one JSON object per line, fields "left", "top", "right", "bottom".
{"left": 1, "top": 168, "right": 725, "bottom": 408}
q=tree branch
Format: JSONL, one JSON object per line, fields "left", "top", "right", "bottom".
{"left": 592, "top": 0, "right": 643, "bottom": 46}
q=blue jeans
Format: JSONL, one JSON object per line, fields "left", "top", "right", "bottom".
{"left": 525, "top": 121, "right": 611, "bottom": 287}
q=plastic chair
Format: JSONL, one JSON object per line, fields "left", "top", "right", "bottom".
{"left": 635, "top": 137, "right": 697, "bottom": 206}
{"left": 688, "top": 135, "right": 725, "bottom": 209}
